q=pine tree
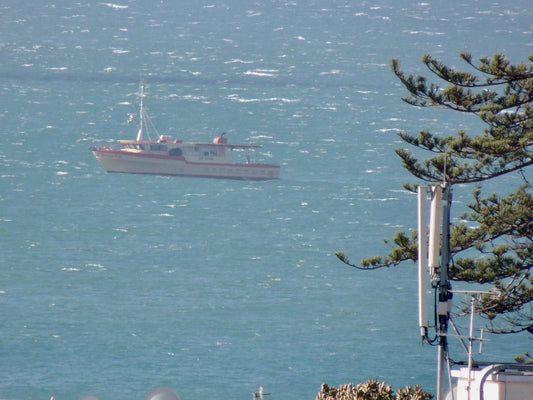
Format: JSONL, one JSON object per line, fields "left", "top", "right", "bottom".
{"left": 336, "top": 53, "right": 533, "bottom": 334}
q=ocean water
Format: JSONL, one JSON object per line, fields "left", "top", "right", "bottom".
{"left": 1, "top": 1, "right": 532, "bottom": 399}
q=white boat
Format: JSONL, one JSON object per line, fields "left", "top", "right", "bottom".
{"left": 90, "top": 84, "right": 280, "bottom": 180}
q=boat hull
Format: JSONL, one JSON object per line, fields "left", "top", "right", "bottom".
{"left": 91, "top": 148, "right": 280, "bottom": 180}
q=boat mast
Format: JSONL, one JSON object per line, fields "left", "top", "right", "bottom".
{"left": 136, "top": 82, "right": 145, "bottom": 142}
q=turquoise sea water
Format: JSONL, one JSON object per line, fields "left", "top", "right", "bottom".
{"left": 1, "top": 1, "right": 532, "bottom": 399}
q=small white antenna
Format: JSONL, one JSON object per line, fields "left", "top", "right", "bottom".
{"left": 428, "top": 185, "right": 443, "bottom": 277}
{"left": 417, "top": 185, "right": 429, "bottom": 337}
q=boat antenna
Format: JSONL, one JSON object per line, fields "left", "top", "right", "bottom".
{"left": 137, "top": 81, "right": 145, "bottom": 142}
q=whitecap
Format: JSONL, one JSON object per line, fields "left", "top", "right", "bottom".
{"left": 407, "top": 30, "right": 445, "bottom": 36}
{"left": 227, "top": 94, "right": 299, "bottom": 103}
{"left": 86, "top": 263, "right": 106, "bottom": 269}
{"left": 102, "top": 3, "right": 128, "bottom": 10}
{"left": 319, "top": 69, "right": 341, "bottom": 75}
{"left": 171, "top": 94, "right": 208, "bottom": 101}
{"left": 224, "top": 59, "right": 254, "bottom": 64}
{"left": 184, "top": 193, "right": 207, "bottom": 197}
{"left": 243, "top": 70, "right": 275, "bottom": 77}
{"left": 183, "top": 70, "right": 201, "bottom": 76}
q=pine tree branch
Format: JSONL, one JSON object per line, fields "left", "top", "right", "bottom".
{"left": 342, "top": 52, "right": 533, "bottom": 336}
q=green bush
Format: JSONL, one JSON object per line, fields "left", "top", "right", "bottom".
{"left": 316, "top": 379, "right": 433, "bottom": 400}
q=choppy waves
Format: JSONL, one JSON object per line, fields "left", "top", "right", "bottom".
{"left": 1, "top": 1, "right": 532, "bottom": 400}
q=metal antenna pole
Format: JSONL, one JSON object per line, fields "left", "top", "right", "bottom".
{"left": 136, "top": 81, "right": 145, "bottom": 142}
{"left": 437, "top": 182, "right": 452, "bottom": 400}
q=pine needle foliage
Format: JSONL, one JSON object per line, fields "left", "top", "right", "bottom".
{"left": 337, "top": 53, "right": 533, "bottom": 335}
